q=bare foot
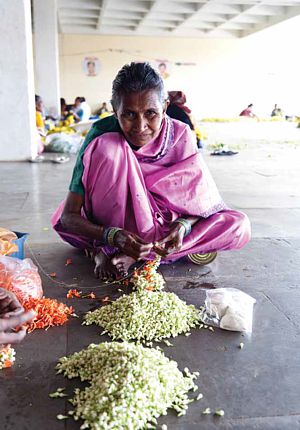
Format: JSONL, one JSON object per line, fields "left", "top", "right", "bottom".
{"left": 94, "top": 250, "right": 119, "bottom": 280}
{"left": 111, "top": 254, "right": 136, "bottom": 277}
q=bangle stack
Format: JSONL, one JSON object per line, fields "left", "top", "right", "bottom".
{"left": 102, "top": 227, "right": 122, "bottom": 246}
{"left": 174, "top": 218, "right": 192, "bottom": 237}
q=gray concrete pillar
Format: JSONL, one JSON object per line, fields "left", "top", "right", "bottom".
{"left": 33, "top": 0, "right": 60, "bottom": 117}
{"left": 0, "top": 0, "right": 36, "bottom": 161}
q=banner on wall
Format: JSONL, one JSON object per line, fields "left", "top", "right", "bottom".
{"left": 83, "top": 57, "right": 100, "bottom": 77}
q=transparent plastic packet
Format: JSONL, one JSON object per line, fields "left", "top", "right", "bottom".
{"left": 0, "top": 255, "right": 43, "bottom": 304}
{"left": 200, "top": 288, "right": 256, "bottom": 333}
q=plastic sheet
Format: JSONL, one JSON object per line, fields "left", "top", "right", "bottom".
{"left": 0, "top": 256, "right": 43, "bottom": 304}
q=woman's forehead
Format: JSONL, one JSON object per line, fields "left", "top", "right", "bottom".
{"left": 119, "top": 90, "right": 162, "bottom": 110}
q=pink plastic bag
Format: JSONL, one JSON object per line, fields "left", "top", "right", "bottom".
{"left": 0, "top": 255, "right": 43, "bottom": 303}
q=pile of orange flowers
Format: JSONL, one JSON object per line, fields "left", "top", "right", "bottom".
{"left": 23, "top": 297, "right": 74, "bottom": 333}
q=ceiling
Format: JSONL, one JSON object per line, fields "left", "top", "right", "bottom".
{"left": 57, "top": 0, "right": 300, "bottom": 38}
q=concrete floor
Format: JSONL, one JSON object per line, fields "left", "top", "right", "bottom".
{"left": 0, "top": 139, "right": 300, "bottom": 430}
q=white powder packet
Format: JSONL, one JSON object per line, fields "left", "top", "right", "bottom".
{"left": 201, "top": 288, "right": 256, "bottom": 333}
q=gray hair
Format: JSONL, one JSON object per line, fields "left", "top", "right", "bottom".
{"left": 111, "top": 62, "right": 166, "bottom": 110}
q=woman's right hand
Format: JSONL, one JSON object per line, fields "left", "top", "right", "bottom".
{"left": 114, "top": 229, "right": 153, "bottom": 260}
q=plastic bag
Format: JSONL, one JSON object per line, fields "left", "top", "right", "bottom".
{"left": 45, "top": 132, "right": 83, "bottom": 154}
{"left": 0, "top": 228, "right": 18, "bottom": 256}
{"left": 201, "top": 288, "right": 256, "bottom": 333}
{"left": 0, "top": 255, "right": 43, "bottom": 303}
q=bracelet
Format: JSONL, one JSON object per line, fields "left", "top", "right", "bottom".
{"left": 174, "top": 218, "right": 192, "bottom": 237}
{"left": 106, "top": 227, "right": 122, "bottom": 247}
{"left": 102, "top": 227, "right": 111, "bottom": 245}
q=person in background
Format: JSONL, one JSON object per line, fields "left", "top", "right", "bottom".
{"left": 239, "top": 103, "right": 257, "bottom": 119}
{"left": 60, "top": 98, "right": 71, "bottom": 119}
{"left": 73, "top": 97, "right": 91, "bottom": 122}
{"left": 35, "top": 95, "right": 45, "bottom": 135}
{"left": 60, "top": 98, "right": 74, "bottom": 125}
{"left": 167, "top": 91, "right": 194, "bottom": 129}
{"left": 96, "top": 102, "right": 109, "bottom": 116}
{"left": 33, "top": 94, "right": 46, "bottom": 159}
{"left": 271, "top": 104, "right": 283, "bottom": 117}
{"left": 0, "top": 288, "right": 35, "bottom": 344}
{"left": 167, "top": 91, "right": 202, "bottom": 148}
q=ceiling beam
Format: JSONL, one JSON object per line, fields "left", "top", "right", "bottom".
{"left": 59, "top": 0, "right": 101, "bottom": 10}
{"left": 134, "top": 1, "right": 157, "bottom": 31}
{"left": 171, "top": 1, "right": 207, "bottom": 32}
{"left": 241, "top": 5, "right": 300, "bottom": 37}
{"left": 96, "top": 0, "right": 109, "bottom": 30}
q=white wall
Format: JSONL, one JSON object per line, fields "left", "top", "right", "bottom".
{"left": 58, "top": 15, "right": 300, "bottom": 119}
{"left": 0, "top": 0, "right": 36, "bottom": 161}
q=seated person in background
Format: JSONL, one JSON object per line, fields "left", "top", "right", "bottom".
{"left": 239, "top": 103, "right": 257, "bottom": 118}
{"left": 60, "top": 98, "right": 74, "bottom": 125}
{"left": 96, "top": 102, "right": 109, "bottom": 116}
{"left": 34, "top": 94, "right": 46, "bottom": 157}
{"left": 166, "top": 91, "right": 194, "bottom": 130}
{"left": 52, "top": 62, "right": 250, "bottom": 279}
{"left": 35, "top": 94, "right": 45, "bottom": 135}
{"left": 271, "top": 104, "right": 283, "bottom": 117}
{"left": 166, "top": 91, "right": 202, "bottom": 148}
{"left": 73, "top": 97, "right": 91, "bottom": 122}
{"left": 60, "top": 98, "right": 72, "bottom": 119}
{"left": 0, "top": 288, "right": 35, "bottom": 344}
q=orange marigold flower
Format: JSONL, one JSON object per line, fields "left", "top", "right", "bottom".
{"left": 67, "top": 289, "right": 81, "bottom": 298}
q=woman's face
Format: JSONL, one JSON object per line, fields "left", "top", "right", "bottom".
{"left": 115, "top": 89, "right": 167, "bottom": 147}
{"left": 36, "top": 99, "right": 43, "bottom": 112}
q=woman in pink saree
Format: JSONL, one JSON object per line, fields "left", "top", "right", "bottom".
{"left": 52, "top": 62, "right": 250, "bottom": 278}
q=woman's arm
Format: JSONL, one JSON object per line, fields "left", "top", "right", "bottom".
{"left": 154, "top": 216, "right": 201, "bottom": 257}
{"left": 60, "top": 192, "right": 153, "bottom": 259}
{"left": 60, "top": 191, "right": 104, "bottom": 241}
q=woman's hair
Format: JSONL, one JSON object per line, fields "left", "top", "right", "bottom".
{"left": 111, "top": 62, "right": 165, "bottom": 110}
{"left": 35, "top": 94, "right": 41, "bottom": 103}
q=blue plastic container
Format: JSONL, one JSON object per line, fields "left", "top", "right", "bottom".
{"left": 10, "top": 232, "right": 29, "bottom": 260}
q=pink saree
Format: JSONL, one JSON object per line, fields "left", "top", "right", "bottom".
{"left": 52, "top": 117, "right": 250, "bottom": 260}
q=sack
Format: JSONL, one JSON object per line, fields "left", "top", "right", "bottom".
{"left": 0, "top": 255, "right": 43, "bottom": 303}
{"left": 201, "top": 288, "right": 256, "bottom": 333}
{"left": 45, "top": 132, "right": 83, "bottom": 154}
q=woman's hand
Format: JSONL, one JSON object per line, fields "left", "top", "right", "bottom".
{"left": 114, "top": 230, "right": 153, "bottom": 260}
{"left": 153, "top": 223, "right": 186, "bottom": 257}
{"left": 0, "top": 288, "right": 35, "bottom": 344}
{"left": 0, "top": 288, "right": 24, "bottom": 318}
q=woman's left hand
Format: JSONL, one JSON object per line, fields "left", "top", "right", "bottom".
{"left": 153, "top": 223, "right": 185, "bottom": 257}
{"left": 0, "top": 288, "right": 24, "bottom": 318}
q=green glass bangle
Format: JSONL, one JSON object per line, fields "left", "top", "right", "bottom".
{"left": 107, "top": 227, "right": 122, "bottom": 247}
{"left": 175, "top": 218, "right": 192, "bottom": 237}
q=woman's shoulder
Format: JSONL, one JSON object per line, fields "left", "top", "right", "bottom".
{"left": 168, "top": 116, "right": 191, "bottom": 140}
{"left": 90, "top": 115, "right": 121, "bottom": 135}
{"left": 164, "top": 117, "right": 197, "bottom": 159}
{"left": 83, "top": 115, "right": 122, "bottom": 147}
